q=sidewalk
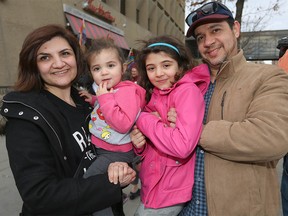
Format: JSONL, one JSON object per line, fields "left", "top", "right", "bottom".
{"left": 0, "top": 136, "right": 139, "bottom": 216}
{"left": 0, "top": 136, "right": 22, "bottom": 215}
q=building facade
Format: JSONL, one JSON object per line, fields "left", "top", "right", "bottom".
{"left": 0, "top": 0, "right": 185, "bottom": 92}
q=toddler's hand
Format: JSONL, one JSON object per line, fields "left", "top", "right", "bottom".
{"left": 96, "top": 81, "right": 113, "bottom": 96}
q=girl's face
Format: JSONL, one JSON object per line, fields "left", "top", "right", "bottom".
{"left": 37, "top": 36, "right": 77, "bottom": 92}
{"left": 145, "top": 51, "right": 180, "bottom": 90}
{"left": 89, "top": 48, "right": 124, "bottom": 89}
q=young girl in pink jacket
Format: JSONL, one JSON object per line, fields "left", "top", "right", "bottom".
{"left": 131, "top": 35, "right": 210, "bottom": 215}
{"left": 79, "top": 38, "right": 146, "bottom": 215}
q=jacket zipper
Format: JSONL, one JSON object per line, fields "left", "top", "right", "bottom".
{"left": 221, "top": 91, "right": 226, "bottom": 120}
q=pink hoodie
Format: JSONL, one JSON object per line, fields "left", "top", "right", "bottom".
{"left": 90, "top": 80, "right": 146, "bottom": 152}
{"left": 135, "top": 64, "right": 210, "bottom": 208}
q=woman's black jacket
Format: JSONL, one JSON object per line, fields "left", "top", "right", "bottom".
{"left": 0, "top": 88, "right": 122, "bottom": 216}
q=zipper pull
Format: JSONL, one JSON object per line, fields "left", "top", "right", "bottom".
{"left": 221, "top": 91, "right": 226, "bottom": 120}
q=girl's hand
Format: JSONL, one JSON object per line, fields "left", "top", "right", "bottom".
{"left": 130, "top": 125, "right": 146, "bottom": 149}
{"left": 108, "top": 162, "right": 136, "bottom": 186}
{"left": 96, "top": 81, "right": 113, "bottom": 96}
{"left": 167, "top": 107, "right": 177, "bottom": 128}
{"left": 79, "top": 90, "right": 93, "bottom": 103}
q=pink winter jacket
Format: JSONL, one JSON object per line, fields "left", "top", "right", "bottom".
{"left": 135, "top": 64, "right": 210, "bottom": 208}
{"left": 90, "top": 80, "right": 146, "bottom": 152}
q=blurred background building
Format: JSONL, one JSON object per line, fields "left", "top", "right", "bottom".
{"left": 0, "top": 0, "right": 185, "bottom": 93}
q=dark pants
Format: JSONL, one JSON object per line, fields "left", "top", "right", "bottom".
{"left": 84, "top": 148, "right": 135, "bottom": 216}
{"left": 282, "top": 155, "right": 288, "bottom": 216}
{"left": 131, "top": 155, "right": 141, "bottom": 185}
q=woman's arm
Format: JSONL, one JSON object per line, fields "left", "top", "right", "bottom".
{"left": 6, "top": 119, "right": 122, "bottom": 215}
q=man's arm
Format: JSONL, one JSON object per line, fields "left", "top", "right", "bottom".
{"left": 200, "top": 69, "right": 288, "bottom": 162}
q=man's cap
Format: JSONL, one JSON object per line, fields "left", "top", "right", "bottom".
{"left": 186, "top": 2, "right": 234, "bottom": 38}
{"left": 277, "top": 36, "right": 288, "bottom": 49}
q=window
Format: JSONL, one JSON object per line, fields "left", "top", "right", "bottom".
{"left": 120, "top": 0, "right": 125, "bottom": 15}
{"left": 136, "top": 9, "right": 140, "bottom": 24}
{"left": 148, "top": 18, "right": 151, "bottom": 30}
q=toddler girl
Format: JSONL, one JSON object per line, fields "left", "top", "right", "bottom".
{"left": 79, "top": 37, "right": 146, "bottom": 215}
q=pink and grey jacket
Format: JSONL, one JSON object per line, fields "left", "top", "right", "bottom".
{"left": 135, "top": 64, "right": 210, "bottom": 208}
{"left": 90, "top": 80, "right": 146, "bottom": 152}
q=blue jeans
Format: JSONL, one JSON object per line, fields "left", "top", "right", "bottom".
{"left": 282, "top": 155, "right": 288, "bottom": 216}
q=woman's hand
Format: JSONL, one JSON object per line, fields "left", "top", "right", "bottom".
{"left": 130, "top": 125, "right": 146, "bottom": 149}
{"left": 108, "top": 162, "right": 136, "bottom": 187}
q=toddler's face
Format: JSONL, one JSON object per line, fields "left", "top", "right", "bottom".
{"left": 89, "top": 48, "right": 123, "bottom": 89}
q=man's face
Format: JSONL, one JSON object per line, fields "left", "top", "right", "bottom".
{"left": 194, "top": 20, "right": 240, "bottom": 70}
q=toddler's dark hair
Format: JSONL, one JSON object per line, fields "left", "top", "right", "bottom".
{"left": 85, "top": 37, "right": 126, "bottom": 69}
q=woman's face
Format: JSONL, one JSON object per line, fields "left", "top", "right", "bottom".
{"left": 36, "top": 36, "right": 77, "bottom": 92}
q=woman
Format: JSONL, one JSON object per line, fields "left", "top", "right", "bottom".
{"left": 0, "top": 24, "right": 135, "bottom": 216}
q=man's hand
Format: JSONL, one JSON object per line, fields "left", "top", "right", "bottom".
{"left": 167, "top": 108, "right": 177, "bottom": 128}
{"left": 108, "top": 162, "right": 136, "bottom": 187}
{"left": 130, "top": 125, "right": 146, "bottom": 149}
{"left": 151, "top": 111, "right": 161, "bottom": 119}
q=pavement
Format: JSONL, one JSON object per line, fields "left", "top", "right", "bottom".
{"left": 0, "top": 136, "right": 22, "bottom": 215}
{"left": 0, "top": 135, "right": 283, "bottom": 216}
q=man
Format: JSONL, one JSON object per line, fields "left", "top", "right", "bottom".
{"left": 277, "top": 36, "right": 288, "bottom": 216}
{"left": 277, "top": 36, "right": 288, "bottom": 72}
{"left": 178, "top": 2, "right": 288, "bottom": 216}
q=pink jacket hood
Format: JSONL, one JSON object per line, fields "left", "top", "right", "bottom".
{"left": 153, "top": 63, "right": 210, "bottom": 97}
